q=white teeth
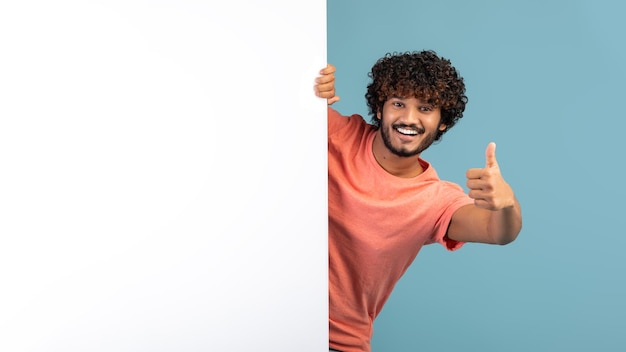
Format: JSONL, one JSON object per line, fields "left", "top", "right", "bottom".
{"left": 397, "top": 127, "right": 418, "bottom": 135}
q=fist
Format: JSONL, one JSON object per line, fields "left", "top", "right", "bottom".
{"left": 465, "top": 142, "right": 515, "bottom": 211}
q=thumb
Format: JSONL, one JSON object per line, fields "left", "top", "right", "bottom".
{"left": 485, "top": 142, "right": 497, "bottom": 168}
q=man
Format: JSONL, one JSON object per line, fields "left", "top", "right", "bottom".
{"left": 314, "top": 51, "right": 522, "bottom": 352}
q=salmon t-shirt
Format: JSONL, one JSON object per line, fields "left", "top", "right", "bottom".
{"left": 327, "top": 107, "right": 474, "bottom": 352}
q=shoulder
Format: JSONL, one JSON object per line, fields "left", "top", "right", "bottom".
{"left": 328, "top": 107, "right": 370, "bottom": 133}
{"left": 419, "top": 161, "right": 472, "bottom": 205}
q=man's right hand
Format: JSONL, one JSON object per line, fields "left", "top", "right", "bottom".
{"left": 315, "top": 64, "right": 340, "bottom": 105}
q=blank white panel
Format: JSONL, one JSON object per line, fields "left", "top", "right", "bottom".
{"left": 0, "top": 1, "right": 327, "bottom": 351}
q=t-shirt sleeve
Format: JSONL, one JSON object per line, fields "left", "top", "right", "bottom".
{"left": 328, "top": 106, "right": 363, "bottom": 136}
{"left": 431, "top": 182, "right": 475, "bottom": 251}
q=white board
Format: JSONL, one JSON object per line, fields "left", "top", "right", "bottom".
{"left": 0, "top": 1, "right": 328, "bottom": 351}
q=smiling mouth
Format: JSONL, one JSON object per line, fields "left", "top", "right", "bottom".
{"left": 394, "top": 125, "right": 424, "bottom": 136}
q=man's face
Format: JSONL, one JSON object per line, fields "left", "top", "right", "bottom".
{"left": 377, "top": 96, "right": 447, "bottom": 157}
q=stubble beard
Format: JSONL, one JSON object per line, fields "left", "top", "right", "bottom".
{"left": 380, "top": 120, "right": 438, "bottom": 157}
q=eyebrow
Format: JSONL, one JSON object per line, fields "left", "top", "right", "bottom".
{"left": 390, "top": 96, "right": 432, "bottom": 106}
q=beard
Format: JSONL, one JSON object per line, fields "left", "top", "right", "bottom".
{"left": 380, "top": 119, "right": 438, "bottom": 157}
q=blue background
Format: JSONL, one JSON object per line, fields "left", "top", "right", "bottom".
{"left": 327, "top": 0, "right": 626, "bottom": 351}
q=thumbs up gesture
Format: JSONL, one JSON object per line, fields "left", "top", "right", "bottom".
{"left": 466, "top": 142, "right": 516, "bottom": 211}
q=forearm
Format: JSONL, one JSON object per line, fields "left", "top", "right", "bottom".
{"left": 488, "top": 196, "right": 522, "bottom": 245}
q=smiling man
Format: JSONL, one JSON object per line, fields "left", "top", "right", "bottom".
{"left": 315, "top": 51, "right": 523, "bottom": 352}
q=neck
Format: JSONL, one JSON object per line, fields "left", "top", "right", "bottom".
{"left": 372, "top": 134, "right": 425, "bottom": 178}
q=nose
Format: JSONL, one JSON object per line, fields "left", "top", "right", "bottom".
{"left": 406, "top": 106, "right": 421, "bottom": 125}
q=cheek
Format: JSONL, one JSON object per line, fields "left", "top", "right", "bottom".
{"left": 425, "top": 118, "right": 442, "bottom": 130}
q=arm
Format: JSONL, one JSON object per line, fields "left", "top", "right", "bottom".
{"left": 447, "top": 142, "right": 522, "bottom": 245}
{"left": 315, "top": 64, "right": 340, "bottom": 105}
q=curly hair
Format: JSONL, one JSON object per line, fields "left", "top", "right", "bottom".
{"left": 365, "top": 50, "right": 468, "bottom": 141}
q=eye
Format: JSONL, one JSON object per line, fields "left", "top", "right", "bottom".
{"left": 420, "top": 105, "right": 433, "bottom": 112}
{"left": 392, "top": 101, "right": 404, "bottom": 108}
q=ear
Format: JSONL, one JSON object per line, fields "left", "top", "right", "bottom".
{"left": 438, "top": 123, "right": 447, "bottom": 131}
{"left": 376, "top": 109, "right": 381, "bottom": 120}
